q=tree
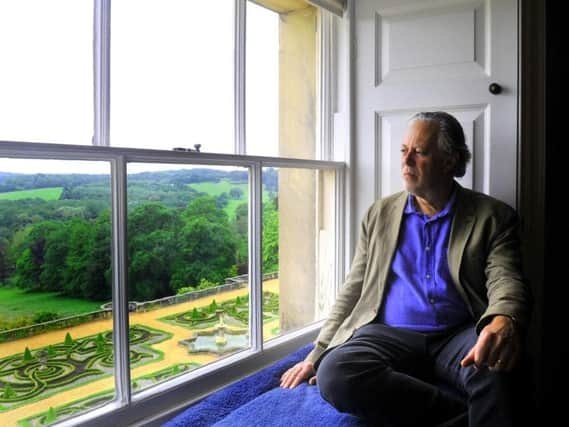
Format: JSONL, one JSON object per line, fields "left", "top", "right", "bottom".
{"left": 85, "top": 211, "right": 112, "bottom": 301}
{"left": 0, "top": 236, "right": 9, "bottom": 283}
{"left": 128, "top": 204, "right": 182, "bottom": 300}
{"left": 39, "top": 222, "right": 69, "bottom": 292}
{"left": 233, "top": 203, "right": 248, "bottom": 266}
{"left": 216, "top": 192, "right": 229, "bottom": 209}
{"left": 171, "top": 197, "right": 238, "bottom": 290}
{"left": 262, "top": 199, "right": 279, "bottom": 273}
{"left": 23, "top": 347, "right": 34, "bottom": 362}
{"left": 61, "top": 218, "right": 96, "bottom": 298}
{"left": 10, "top": 221, "right": 59, "bottom": 290}
{"left": 229, "top": 187, "right": 244, "bottom": 199}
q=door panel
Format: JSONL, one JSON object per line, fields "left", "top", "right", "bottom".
{"left": 353, "top": 0, "right": 518, "bottom": 224}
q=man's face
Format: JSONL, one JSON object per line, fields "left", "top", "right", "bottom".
{"left": 400, "top": 120, "right": 452, "bottom": 197}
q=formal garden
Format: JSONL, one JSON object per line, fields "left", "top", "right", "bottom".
{"left": 0, "top": 286, "right": 280, "bottom": 426}
{"left": 0, "top": 167, "right": 281, "bottom": 426}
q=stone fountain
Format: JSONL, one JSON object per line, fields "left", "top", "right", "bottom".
{"left": 179, "top": 309, "right": 248, "bottom": 356}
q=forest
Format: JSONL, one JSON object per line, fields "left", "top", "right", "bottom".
{"left": 0, "top": 168, "right": 279, "bottom": 308}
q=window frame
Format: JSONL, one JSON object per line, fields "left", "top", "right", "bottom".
{"left": 0, "top": 142, "right": 344, "bottom": 427}
{"left": 0, "top": 0, "right": 346, "bottom": 424}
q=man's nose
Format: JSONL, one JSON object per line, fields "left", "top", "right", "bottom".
{"left": 402, "top": 151, "right": 414, "bottom": 165}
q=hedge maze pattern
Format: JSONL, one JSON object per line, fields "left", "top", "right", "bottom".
{"left": 0, "top": 324, "right": 170, "bottom": 412}
{"left": 20, "top": 362, "right": 200, "bottom": 427}
{"left": 160, "top": 291, "right": 279, "bottom": 329}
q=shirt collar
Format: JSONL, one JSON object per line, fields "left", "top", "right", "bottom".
{"left": 405, "top": 184, "right": 458, "bottom": 220}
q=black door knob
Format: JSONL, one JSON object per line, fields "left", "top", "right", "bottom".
{"left": 488, "top": 83, "right": 502, "bottom": 95}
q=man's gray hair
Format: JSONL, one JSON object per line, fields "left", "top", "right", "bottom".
{"left": 409, "top": 111, "right": 471, "bottom": 178}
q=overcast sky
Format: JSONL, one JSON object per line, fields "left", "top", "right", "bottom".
{"left": 0, "top": 0, "right": 277, "bottom": 174}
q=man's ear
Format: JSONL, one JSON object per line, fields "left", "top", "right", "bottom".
{"left": 443, "top": 154, "right": 458, "bottom": 174}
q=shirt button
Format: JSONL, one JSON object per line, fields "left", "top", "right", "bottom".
{"left": 425, "top": 246, "right": 431, "bottom": 251}
{"left": 429, "top": 298, "right": 435, "bottom": 304}
{"left": 426, "top": 274, "right": 431, "bottom": 279}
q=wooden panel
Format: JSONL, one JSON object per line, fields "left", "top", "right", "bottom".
{"left": 375, "top": 1, "right": 487, "bottom": 84}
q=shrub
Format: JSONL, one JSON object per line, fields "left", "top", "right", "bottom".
{"left": 176, "top": 286, "right": 195, "bottom": 295}
{"left": 197, "top": 278, "right": 217, "bottom": 290}
{"left": 32, "top": 311, "right": 60, "bottom": 324}
{"left": 64, "top": 332, "right": 73, "bottom": 346}
{"left": 23, "top": 347, "right": 34, "bottom": 362}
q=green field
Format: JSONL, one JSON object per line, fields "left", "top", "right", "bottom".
{"left": 190, "top": 180, "right": 247, "bottom": 196}
{"left": 0, "top": 187, "right": 63, "bottom": 201}
{"left": 189, "top": 180, "right": 269, "bottom": 218}
{"left": 0, "top": 287, "right": 103, "bottom": 321}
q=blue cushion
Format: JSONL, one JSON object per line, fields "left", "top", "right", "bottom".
{"left": 211, "top": 382, "right": 365, "bottom": 427}
{"left": 163, "top": 344, "right": 332, "bottom": 427}
{"left": 163, "top": 342, "right": 461, "bottom": 427}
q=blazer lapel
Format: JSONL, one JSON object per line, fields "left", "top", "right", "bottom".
{"left": 448, "top": 186, "right": 475, "bottom": 305}
{"left": 377, "top": 192, "right": 407, "bottom": 291}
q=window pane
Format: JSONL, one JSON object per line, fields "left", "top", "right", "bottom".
{"left": 0, "top": 159, "right": 113, "bottom": 427}
{"left": 111, "top": 1, "right": 234, "bottom": 153}
{"left": 247, "top": 2, "right": 318, "bottom": 159}
{"left": 126, "top": 163, "right": 250, "bottom": 394}
{"left": 246, "top": 2, "right": 279, "bottom": 157}
{"left": 0, "top": 1, "right": 93, "bottom": 145}
{"left": 262, "top": 167, "right": 336, "bottom": 342}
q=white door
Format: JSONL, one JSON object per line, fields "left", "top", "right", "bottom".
{"left": 352, "top": 0, "right": 518, "bottom": 223}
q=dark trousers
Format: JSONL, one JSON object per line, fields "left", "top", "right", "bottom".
{"left": 316, "top": 323, "right": 518, "bottom": 427}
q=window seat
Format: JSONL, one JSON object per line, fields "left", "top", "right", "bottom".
{"left": 162, "top": 343, "right": 365, "bottom": 427}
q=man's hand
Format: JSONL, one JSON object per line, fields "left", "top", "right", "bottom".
{"left": 460, "top": 315, "right": 521, "bottom": 371}
{"left": 280, "top": 361, "right": 316, "bottom": 389}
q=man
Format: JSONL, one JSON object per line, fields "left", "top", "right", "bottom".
{"left": 280, "top": 112, "right": 532, "bottom": 426}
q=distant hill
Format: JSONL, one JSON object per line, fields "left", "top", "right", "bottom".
{"left": 0, "top": 168, "right": 276, "bottom": 193}
{"left": 0, "top": 171, "right": 22, "bottom": 182}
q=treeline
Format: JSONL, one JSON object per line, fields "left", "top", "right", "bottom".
{"left": 2, "top": 195, "right": 279, "bottom": 302}
{"left": 0, "top": 168, "right": 278, "bottom": 193}
{"left": 0, "top": 168, "right": 280, "bottom": 302}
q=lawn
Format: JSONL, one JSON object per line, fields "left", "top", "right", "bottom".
{"left": 189, "top": 180, "right": 270, "bottom": 219}
{"left": 0, "top": 187, "right": 63, "bottom": 201}
{"left": 0, "top": 287, "right": 103, "bottom": 321}
{"left": 189, "top": 180, "right": 248, "bottom": 196}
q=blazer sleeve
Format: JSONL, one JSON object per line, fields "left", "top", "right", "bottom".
{"left": 476, "top": 208, "right": 533, "bottom": 333}
{"left": 305, "top": 205, "right": 374, "bottom": 364}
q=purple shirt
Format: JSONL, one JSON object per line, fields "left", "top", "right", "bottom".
{"left": 377, "top": 190, "right": 471, "bottom": 331}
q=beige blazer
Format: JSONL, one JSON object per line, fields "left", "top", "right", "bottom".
{"left": 306, "top": 184, "right": 532, "bottom": 364}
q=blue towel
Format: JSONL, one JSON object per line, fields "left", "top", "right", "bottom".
{"left": 163, "top": 344, "right": 365, "bottom": 427}
{"left": 211, "top": 382, "right": 365, "bottom": 427}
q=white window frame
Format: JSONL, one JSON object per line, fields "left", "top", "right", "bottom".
{"left": 0, "top": 143, "right": 344, "bottom": 426}
{"left": 0, "top": 1, "right": 347, "bottom": 424}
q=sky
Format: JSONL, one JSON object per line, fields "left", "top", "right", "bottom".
{"left": 0, "top": 0, "right": 278, "bottom": 174}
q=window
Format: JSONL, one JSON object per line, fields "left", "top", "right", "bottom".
{"left": 262, "top": 167, "right": 337, "bottom": 341}
{"left": 246, "top": 2, "right": 279, "bottom": 157}
{"left": 0, "top": 1, "right": 343, "bottom": 426}
{"left": 0, "top": 158, "right": 115, "bottom": 424}
{"left": 126, "top": 163, "right": 252, "bottom": 392}
{"left": 111, "top": 1, "right": 235, "bottom": 152}
{"left": 0, "top": 1, "right": 93, "bottom": 145}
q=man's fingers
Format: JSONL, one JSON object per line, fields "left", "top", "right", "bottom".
{"left": 279, "top": 362, "right": 315, "bottom": 389}
{"left": 308, "top": 376, "right": 317, "bottom": 385}
{"left": 461, "top": 347, "right": 476, "bottom": 367}
{"left": 473, "top": 333, "right": 493, "bottom": 367}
